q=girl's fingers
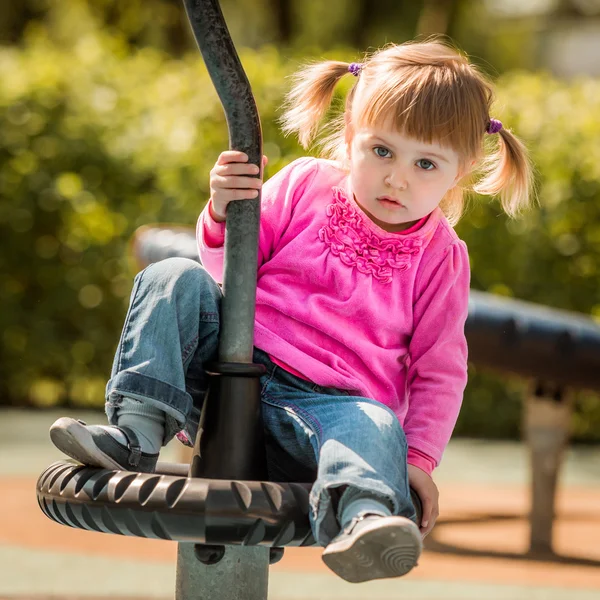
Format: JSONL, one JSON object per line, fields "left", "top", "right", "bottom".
{"left": 212, "top": 188, "right": 260, "bottom": 201}
{"left": 420, "top": 496, "right": 432, "bottom": 530}
{"left": 221, "top": 189, "right": 259, "bottom": 200}
{"left": 216, "top": 152, "right": 265, "bottom": 170}
{"left": 216, "top": 151, "right": 249, "bottom": 165}
{"left": 210, "top": 152, "right": 266, "bottom": 216}
{"left": 212, "top": 175, "right": 262, "bottom": 190}
{"left": 421, "top": 502, "right": 439, "bottom": 538}
{"left": 214, "top": 163, "right": 260, "bottom": 176}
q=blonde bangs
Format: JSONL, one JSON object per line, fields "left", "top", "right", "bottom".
{"left": 353, "top": 64, "right": 490, "bottom": 162}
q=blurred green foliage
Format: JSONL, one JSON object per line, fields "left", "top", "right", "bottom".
{"left": 1, "top": 20, "right": 600, "bottom": 441}
{"left": 0, "top": 25, "right": 306, "bottom": 410}
{"left": 0, "top": 0, "right": 550, "bottom": 75}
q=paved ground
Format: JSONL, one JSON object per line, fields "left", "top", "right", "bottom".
{"left": 1, "top": 407, "right": 599, "bottom": 599}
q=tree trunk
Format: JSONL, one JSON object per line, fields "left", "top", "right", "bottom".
{"left": 269, "top": 0, "right": 293, "bottom": 45}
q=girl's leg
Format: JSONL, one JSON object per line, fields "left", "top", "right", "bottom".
{"left": 309, "top": 397, "right": 417, "bottom": 544}
{"left": 255, "top": 350, "right": 416, "bottom": 537}
{"left": 105, "top": 257, "right": 221, "bottom": 443}
{"left": 311, "top": 398, "right": 422, "bottom": 582}
{"left": 255, "top": 351, "right": 420, "bottom": 582}
{"left": 50, "top": 257, "right": 221, "bottom": 471}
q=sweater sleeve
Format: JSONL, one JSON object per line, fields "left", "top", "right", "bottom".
{"left": 407, "top": 447, "right": 436, "bottom": 476}
{"left": 197, "top": 157, "right": 318, "bottom": 284}
{"left": 403, "top": 239, "right": 470, "bottom": 467}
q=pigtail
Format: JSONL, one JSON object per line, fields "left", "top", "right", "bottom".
{"left": 474, "top": 127, "right": 535, "bottom": 217}
{"left": 280, "top": 61, "right": 352, "bottom": 149}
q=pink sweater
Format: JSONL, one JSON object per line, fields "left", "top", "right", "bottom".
{"left": 197, "top": 157, "right": 470, "bottom": 474}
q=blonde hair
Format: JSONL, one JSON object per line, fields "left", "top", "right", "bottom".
{"left": 280, "top": 40, "right": 533, "bottom": 224}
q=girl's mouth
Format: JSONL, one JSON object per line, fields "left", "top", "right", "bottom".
{"left": 377, "top": 196, "right": 406, "bottom": 209}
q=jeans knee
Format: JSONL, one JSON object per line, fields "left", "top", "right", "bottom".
{"left": 139, "top": 258, "right": 219, "bottom": 302}
{"left": 141, "top": 257, "right": 202, "bottom": 282}
{"left": 356, "top": 401, "right": 407, "bottom": 449}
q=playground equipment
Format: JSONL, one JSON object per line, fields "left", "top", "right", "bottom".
{"left": 36, "top": 1, "right": 422, "bottom": 598}
{"left": 35, "top": 0, "right": 600, "bottom": 597}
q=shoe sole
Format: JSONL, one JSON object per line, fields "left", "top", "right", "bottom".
{"left": 50, "top": 417, "right": 124, "bottom": 471}
{"left": 321, "top": 516, "right": 422, "bottom": 583}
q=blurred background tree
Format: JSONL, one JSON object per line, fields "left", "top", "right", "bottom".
{"left": 1, "top": 0, "right": 599, "bottom": 442}
{"left": 4, "top": 0, "right": 600, "bottom": 74}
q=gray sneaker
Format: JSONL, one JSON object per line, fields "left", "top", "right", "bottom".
{"left": 322, "top": 514, "right": 422, "bottom": 583}
{"left": 49, "top": 417, "right": 159, "bottom": 473}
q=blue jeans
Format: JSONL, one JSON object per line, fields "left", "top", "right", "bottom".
{"left": 106, "top": 257, "right": 416, "bottom": 545}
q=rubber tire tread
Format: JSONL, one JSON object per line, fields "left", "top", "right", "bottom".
{"left": 36, "top": 460, "right": 315, "bottom": 547}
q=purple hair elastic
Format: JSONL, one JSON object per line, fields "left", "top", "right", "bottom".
{"left": 486, "top": 118, "right": 503, "bottom": 134}
{"left": 348, "top": 62, "right": 362, "bottom": 77}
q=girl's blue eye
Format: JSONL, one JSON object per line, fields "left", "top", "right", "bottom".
{"left": 417, "top": 159, "right": 435, "bottom": 171}
{"left": 374, "top": 146, "right": 391, "bottom": 158}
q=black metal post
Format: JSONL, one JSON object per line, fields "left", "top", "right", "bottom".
{"left": 184, "top": 0, "right": 262, "bottom": 365}
{"left": 176, "top": 1, "right": 269, "bottom": 598}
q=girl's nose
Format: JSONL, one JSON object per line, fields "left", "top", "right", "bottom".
{"left": 385, "top": 172, "right": 408, "bottom": 190}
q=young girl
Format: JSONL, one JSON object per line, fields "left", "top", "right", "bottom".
{"left": 50, "top": 39, "right": 532, "bottom": 583}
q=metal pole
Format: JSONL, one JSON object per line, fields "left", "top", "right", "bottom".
{"left": 176, "top": 544, "right": 268, "bottom": 599}
{"left": 184, "top": 0, "right": 262, "bottom": 364}
{"left": 524, "top": 381, "right": 573, "bottom": 555}
{"left": 176, "top": 1, "right": 269, "bottom": 598}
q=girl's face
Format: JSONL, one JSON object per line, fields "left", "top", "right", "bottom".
{"left": 347, "top": 125, "right": 464, "bottom": 232}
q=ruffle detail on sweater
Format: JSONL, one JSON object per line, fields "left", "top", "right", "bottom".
{"left": 318, "top": 187, "right": 424, "bottom": 283}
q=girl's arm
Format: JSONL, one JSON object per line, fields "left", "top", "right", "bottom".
{"left": 197, "top": 157, "right": 317, "bottom": 283}
{"left": 403, "top": 240, "right": 470, "bottom": 468}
